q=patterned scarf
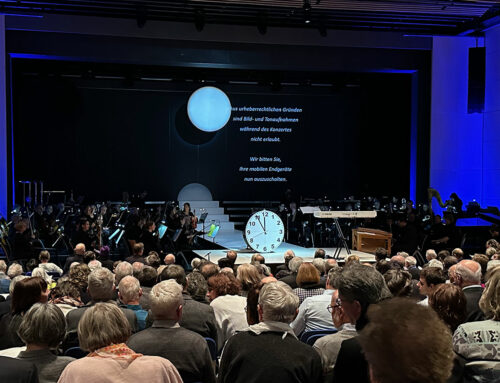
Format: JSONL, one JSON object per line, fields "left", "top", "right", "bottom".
{"left": 88, "top": 343, "right": 143, "bottom": 362}
{"left": 51, "top": 296, "right": 84, "bottom": 308}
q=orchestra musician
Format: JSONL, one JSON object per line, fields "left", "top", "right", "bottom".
{"left": 71, "top": 218, "right": 95, "bottom": 250}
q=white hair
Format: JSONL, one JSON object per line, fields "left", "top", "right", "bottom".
{"left": 118, "top": 276, "right": 141, "bottom": 303}
{"left": 149, "top": 279, "right": 184, "bottom": 320}
{"left": 427, "top": 259, "right": 444, "bottom": 270}
{"left": 426, "top": 249, "right": 437, "bottom": 260}
{"left": 284, "top": 249, "right": 295, "bottom": 261}
{"left": 88, "top": 260, "right": 102, "bottom": 271}
{"left": 31, "top": 267, "right": 53, "bottom": 284}
{"left": 312, "top": 258, "right": 325, "bottom": 274}
{"left": 114, "top": 261, "right": 133, "bottom": 285}
{"left": 456, "top": 261, "right": 482, "bottom": 284}
{"left": 70, "top": 262, "right": 80, "bottom": 270}
{"left": 289, "top": 257, "right": 304, "bottom": 273}
{"left": 258, "top": 281, "right": 299, "bottom": 324}
{"left": 405, "top": 256, "right": 417, "bottom": 267}
{"left": 7, "top": 263, "right": 23, "bottom": 279}
{"left": 487, "top": 260, "right": 500, "bottom": 272}
{"left": 191, "top": 257, "right": 202, "bottom": 270}
{"left": 0, "top": 260, "right": 7, "bottom": 273}
{"left": 88, "top": 268, "right": 115, "bottom": 301}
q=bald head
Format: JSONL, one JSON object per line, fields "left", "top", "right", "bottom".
{"left": 164, "top": 254, "right": 176, "bottom": 265}
{"left": 227, "top": 250, "right": 237, "bottom": 262}
{"left": 74, "top": 243, "right": 86, "bottom": 255}
{"left": 391, "top": 255, "right": 405, "bottom": 268}
{"left": 455, "top": 260, "right": 482, "bottom": 287}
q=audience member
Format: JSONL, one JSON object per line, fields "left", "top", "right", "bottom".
{"left": 454, "top": 260, "right": 485, "bottom": 322}
{"left": 186, "top": 271, "right": 209, "bottom": 303}
{"left": 7, "top": 262, "right": 23, "bottom": 279}
{"left": 404, "top": 255, "right": 420, "bottom": 279}
{"left": 0, "top": 275, "right": 26, "bottom": 317}
{"left": 68, "top": 263, "right": 91, "bottom": 304}
{"left": 0, "top": 356, "right": 38, "bottom": 383}
{"left": 236, "top": 263, "right": 261, "bottom": 297}
{"left": 87, "top": 260, "right": 102, "bottom": 272}
{"left": 226, "top": 250, "right": 237, "bottom": 267}
{"left": 145, "top": 251, "right": 161, "bottom": 269}
{"left": 63, "top": 243, "right": 85, "bottom": 274}
{"left": 38, "top": 250, "right": 63, "bottom": 275}
{"left": 83, "top": 251, "right": 96, "bottom": 264}
{"left": 275, "top": 249, "right": 295, "bottom": 275}
{"left": 290, "top": 267, "right": 339, "bottom": 335}
{"left": 131, "top": 261, "right": 143, "bottom": 279}
{"left": 313, "top": 289, "right": 357, "bottom": 378}
{"left": 159, "top": 265, "right": 218, "bottom": 341}
{"left": 374, "top": 247, "right": 387, "bottom": 262}
{"left": 127, "top": 280, "right": 215, "bottom": 383}
{"left": 443, "top": 255, "right": 458, "bottom": 272}
{"left": 472, "top": 253, "right": 489, "bottom": 282}
{"left": 49, "top": 280, "right": 83, "bottom": 316}
{"left": 314, "top": 248, "right": 326, "bottom": 259}
{"left": 418, "top": 266, "right": 447, "bottom": 306}
{"left": 332, "top": 264, "right": 392, "bottom": 383}
{"left": 118, "top": 276, "right": 148, "bottom": 331}
{"left": 17, "top": 303, "right": 74, "bottom": 383}
{"left": 250, "top": 253, "right": 265, "bottom": 264}
{"left": 31, "top": 268, "right": 55, "bottom": 289}
{"left": 293, "top": 263, "right": 324, "bottom": 304}
{"left": 428, "top": 259, "right": 444, "bottom": 269}
{"left": 96, "top": 246, "right": 114, "bottom": 271}
{"left": 218, "top": 281, "right": 322, "bottom": 383}
{"left": 125, "top": 243, "right": 146, "bottom": 264}
{"left": 164, "top": 253, "right": 176, "bottom": 265}
{"left": 138, "top": 265, "right": 156, "bottom": 310}
{"left": 207, "top": 273, "right": 247, "bottom": 348}
{"left": 375, "top": 259, "right": 392, "bottom": 275}
{"left": 114, "top": 261, "right": 133, "bottom": 285}
{"left": 452, "top": 247, "right": 465, "bottom": 261}
{"left": 383, "top": 269, "right": 412, "bottom": 297}
{"left": 429, "top": 283, "right": 467, "bottom": 332}
{"left": 359, "top": 298, "right": 454, "bottom": 383}
{"left": 0, "top": 276, "right": 49, "bottom": 350}
{"left": 426, "top": 249, "right": 437, "bottom": 262}
{"left": 279, "top": 256, "right": 303, "bottom": 288}
{"left": 59, "top": 303, "right": 182, "bottom": 383}
{"left": 200, "top": 262, "right": 219, "bottom": 281}
{"left": 453, "top": 266, "right": 500, "bottom": 382}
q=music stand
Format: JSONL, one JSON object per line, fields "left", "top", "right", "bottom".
{"left": 199, "top": 211, "right": 208, "bottom": 239}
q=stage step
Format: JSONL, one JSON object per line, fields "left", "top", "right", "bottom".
{"left": 180, "top": 200, "right": 220, "bottom": 208}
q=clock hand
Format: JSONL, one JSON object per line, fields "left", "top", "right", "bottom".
{"left": 249, "top": 231, "right": 266, "bottom": 240}
{"left": 263, "top": 213, "right": 266, "bottom": 233}
{"left": 255, "top": 216, "right": 265, "bottom": 232}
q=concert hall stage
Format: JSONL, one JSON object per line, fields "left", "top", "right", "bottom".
{"left": 193, "top": 230, "right": 375, "bottom": 265}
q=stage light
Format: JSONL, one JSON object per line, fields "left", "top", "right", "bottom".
{"left": 303, "top": 1, "right": 311, "bottom": 24}
{"left": 195, "top": 9, "right": 205, "bottom": 32}
{"left": 187, "top": 86, "right": 232, "bottom": 132}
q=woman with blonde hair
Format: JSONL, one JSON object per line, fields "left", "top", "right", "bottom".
{"left": 236, "top": 263, "right": 261, "bottom": 297}
{"left": 58, "top": 302, "right": 182, "bottom": 383}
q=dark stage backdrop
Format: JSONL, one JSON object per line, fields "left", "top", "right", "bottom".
{"left": 12, "top": 62, "right": 411, "bottom": 202}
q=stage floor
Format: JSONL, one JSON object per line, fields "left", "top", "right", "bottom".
{"left": 194, "top": 230, "right": 375, "bottom": 265}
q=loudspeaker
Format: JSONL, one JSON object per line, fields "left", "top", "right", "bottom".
{"left": 468, "top": 47, "right": 485, "bottom": 114}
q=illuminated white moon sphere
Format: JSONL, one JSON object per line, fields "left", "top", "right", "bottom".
{"left": 187, "top": 86, "right": 232, "bottom": 132}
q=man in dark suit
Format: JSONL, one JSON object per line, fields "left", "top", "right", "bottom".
{"left": 63, "top": 243, "right": 86, "bottom": 274}
{"left": 332, "top": 264, "right": 393, "bottom": 383}
{"left": 455, "top": 259, "right": 485, "bottom": 322}
{"left": 65, "top": 267, "right": 137, "bottom": 349}
{"left": 0, "top": 356, "right": 38, "bottom": 382}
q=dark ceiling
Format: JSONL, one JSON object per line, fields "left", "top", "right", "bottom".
{"left": 1, "top": 0, "right": 500, "bottom": 36}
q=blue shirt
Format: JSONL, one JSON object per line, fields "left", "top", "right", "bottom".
{"left": 126, "top": 304, "right": 148, "bottom": 331}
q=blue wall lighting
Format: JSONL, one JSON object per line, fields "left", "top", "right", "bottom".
{"left": 187, "top": 86, "right": 232, "bottom": 132}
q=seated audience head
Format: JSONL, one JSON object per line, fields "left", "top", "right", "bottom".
{"left": 164, "top": 253, "right": 175, "bottom": 265}
{"left": 7, "top": 263, "right": 23, "bottom": 279}
{"left": 78, "top": 302, "right": 131, "bottom": 352}
{"left": 390, "top": 255, "right": 405, "bottom": 268}
{"left": 405, "top": 256, "right": 417, "bottom": 269}
{"left": 288, "top": 256, "right": 303, "bottom": 274}
{"left": 448, "top": 264, "right": 458, "bottom": 284}
{"left": 454, "top": 260, "right": 482, "bottom": 288}
{"left": 246, "top": 283, "right": 263, "bottom": 325}
{"left": 50, "top": 280, "right": 81, "bottom": 302}
{"left": 325, "top": 259, "right": 338, "bottom": 274}
{"left": 452, "top": 247, "right": 464, "bottom": 261}
{"left": 83, "top": 251, "right": 96, "bottom": 264}
{"left": 132, "top": 262, "right": 143, "bottom": 278}
{"left": 426, "top": 249, "right": 437, "bottom": 261}
{"left": 236, "top": 263, "right": 261, "bottom": 292}
{"left": 139, "top": 266, "right": 157, "bottom": 287}
{"left": 114, "top": 261, "right": 133, "bottom": 285}
{"left": 284, "top": 249, "right": 295, "bottom": 264}
{"left": 26, "top": 258, "right": 38, "bottom": 272}
{"left": 207, "top": 272, "right": 241, "bottom": 301}
{"left": 359, "top": 298, "right": 454, "bottom": 383}
{"left": 328, "top": 290, "right": 351, "bottom": 328}
{"left": 88, "top": 260, "right": 102, "bottom": 271}
{"left": 472, "top": 254, "right": 489, "bottom": 281}
{"left": 326, "top": 266, "right": 343, "bottom": 290}
{"left": 337, "top": 264, "right": 392, "bottom": 328}
{"left": 485, "top": 247, "right": 497, "bottom": 259}
{"left": 479, "top": 266, "right": 500, "bottom": 320}
{"left": 38, "top": 250, "right": 51, "bottom": 264}
{"left": 118, "top": 276, "right": 142, "bottom": 305}
{"left": 11, "top": 276, "right": 48, "bottom": 315}
{"left": 0, "top": 259, "right": 6, "bottom": 274}
{"left": 160, "top": 264, "right": 187, "bottom": 288}
{"left": 429, "top": 283, "right": 467, "bottom": 332}
{"left": 419, "top": 267, "right": 447, "bottom": 297}
{"left": 218, "top": 257, "right": 234, "bottom": 270}
{"left": 443, "top": 256, "right": 458, "bottom": 272}
{"left": 133, "top": 243, "right": 144, "bottom": 257}
{"left": 345, "top": 255, "right": 360, "bottom": 266}
{"left": 186, "top": 271, "right": 209, "bottom": 302}
{"left": 31, "top": 267, "right": 53, "bottom": 285}
{"left": 149, "top": 279, "right": 184, "bottom": 321}
{"left": 296, "top": 263, "right": 320, "bottom": 287}
{"left": 191, "top": 257, "right": 202, "bottom": 271}
{"left": 69, "top": 263, "right": 91, "bottom": 290}
{"left": 146, "top": 251, "right": 161, "bottom": 268}
{"left": 428, "top": 259, "right": 444, "bottom": 269}
{"left": 251, "top": 253, "right": 266, "bottom": 264}
{"left": 200, "top": 262, "right": 220, "bottom": 280}
{"left": 437, "top": 250, "right": 451, "bottom": 263}
{"left": 312, "top": 258, "right": 325, "bottom": 275}
{"left": 314, "top": 248, "right": 326, "bottom": 259}
{"left": 374, "top": 247, "right": 388, "bottom": 262}
{"left": 226, "top": 250, "right": 238, "bottom": 265}
{"left": 383, "top": 269, "right": 412, "bottom": 297}
{"left": 18, "top": 303, "right": 66, "bottom": 348}
{"left": 88, "top": 267, "right": 115, "bottom": 301}
{"left": 375, "top": 260, "right": 392, "bottom": 275}
{"left": 257, "top": 281, "right": 299, "bottom": 324}
{"left": 74, "top": 243, "right": 86, "bottom": 256}
{"left": 99, "top": 246, "right": 110, "bottom": 259}
{"left": 486, "top": 238, "right": 500, "bottom": 251}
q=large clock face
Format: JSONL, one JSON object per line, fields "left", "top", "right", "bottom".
{"left": 245, "top": 209, "right": 284, "bottom": 253}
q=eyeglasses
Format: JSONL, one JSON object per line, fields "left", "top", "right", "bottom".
{"left": 327, "top": 298, "right": 342, "bottom": 313}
